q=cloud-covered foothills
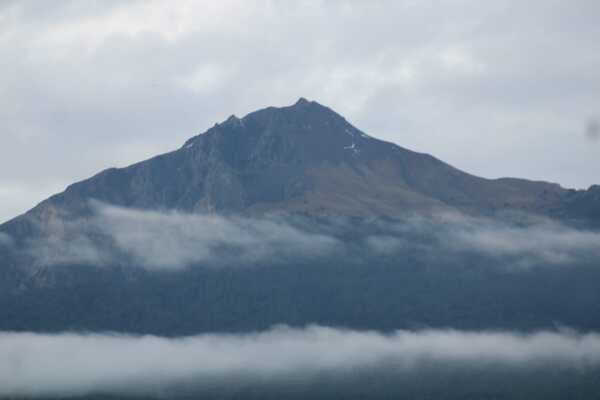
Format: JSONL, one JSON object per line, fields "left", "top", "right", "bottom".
{"left": 20, "top": 203, "right": 600, "bottom": 270}
{"left": 0, "top": 326, "right": 599, "bottom": 398}
{"left": 26, "top": 203, "right": 341, "bottom": 269}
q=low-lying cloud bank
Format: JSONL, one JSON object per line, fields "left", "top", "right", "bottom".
{"left": 365, "top": 212, "right": 600, "bottom": 267}
{"left": 25, "top": 203, "right": 341, "bottom": 270}
{"left": 1, "top": 326, "right": 600, "bottom": 398}
{"left": 452, "top": 221, "right": 600, "bottom": 265}
{"left": 17, "top": 203, "right": 600, "bottom": 270}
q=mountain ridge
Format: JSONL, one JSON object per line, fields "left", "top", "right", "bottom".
{"left": 1, "top": 98, "right": 598, "bottom": 238}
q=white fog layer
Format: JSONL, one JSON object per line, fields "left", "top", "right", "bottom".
{"left": 21, "top": 204, "right": 600, "bottom": 270}
{"left": 1, "top": 327, "right": 600, "bottom": 398}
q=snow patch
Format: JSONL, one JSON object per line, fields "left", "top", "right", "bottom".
{"left": 344, "top": 143, "right": 360, "bottom": 155}
{"left": 347, "top": 127, "right": 371, "bottom": 140}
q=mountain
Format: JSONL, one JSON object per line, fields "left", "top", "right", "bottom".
{"left": 2, "top": 98, "right": 596, "bottom": 241}
{"left": 1, "top": 98, "right": 600, "bottom": 337}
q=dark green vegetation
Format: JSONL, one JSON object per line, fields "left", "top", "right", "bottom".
{"left": 1, "top": 220, "right": 599, "bottom": 335}
{"left": 3, "top": 259, "right": 600, "bottom": 335}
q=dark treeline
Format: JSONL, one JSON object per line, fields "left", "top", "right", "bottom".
{"left": 1, "top": 243, "right": 599, "bottom": 335}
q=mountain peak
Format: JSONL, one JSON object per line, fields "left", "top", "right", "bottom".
{"left": 3, "top": 99, "right": 586, "bottom": 225}
{"left": 294, "top": 97, "right": 311, "bottom": 106}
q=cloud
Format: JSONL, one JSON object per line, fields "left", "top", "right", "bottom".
{"left": 450, "top": 221, "right": 600, "bottom": 265}
{"left": 1, "top": 326, "right": 599, "bottom": 398}
{"left": 365, "top": 235, "right": 410, "bottom": 255}
{"left": 0, "top": 181, "right": 68, "bottom": 224}
{"left": 27, "top": 233, "right": 110, "bottom": 268}
{"left": 365, "top": 212, "right": 600, "bottom": 267}
{"left": 22, "top": 203, "right": 600, "bottom": 270}
{"left": 26, "top": 203, "right": 340, "bottom": 270}
{"left": 587, "top": 117, "right": 600, "bottom": 141}
{"left": 0, "top": 232, "right": 13, "bottom": 248}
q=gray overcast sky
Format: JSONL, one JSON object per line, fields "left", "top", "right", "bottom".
{"left": 1, "top": 0, "right": 599, "bottom": 223}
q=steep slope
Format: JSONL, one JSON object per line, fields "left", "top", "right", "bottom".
{"left": 1, "top": 98, "right": 577, "bottom": 240}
